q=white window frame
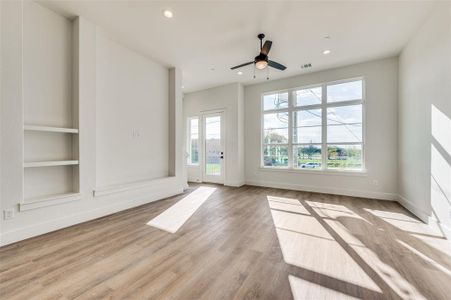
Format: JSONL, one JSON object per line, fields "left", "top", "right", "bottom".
{"left": 260, "top": 77, "right": 366, "bottom": 174}
{"left": 187, "top": 116, "right": 199, "bottom": 166}
{"left": 261, "top": 90, "right": 291, "bottom": 168}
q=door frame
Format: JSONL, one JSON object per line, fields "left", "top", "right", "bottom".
{"left": 201, "top": 109, "right": 225, "bottom": 184}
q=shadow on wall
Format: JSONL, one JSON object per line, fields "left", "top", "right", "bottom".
{"left": 431, "top": 104, "right": 451, "bottom": 238}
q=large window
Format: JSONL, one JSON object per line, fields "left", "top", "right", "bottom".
{"left": 187, "top": 117, "right": 199, "bottom": 165}
{"left": 262, "top": 78, "right": 364, "bottom": 171}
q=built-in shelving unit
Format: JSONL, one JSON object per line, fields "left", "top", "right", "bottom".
{"left": 23, "top": 126, "right": 80, "bottom": 206}
{"left": 24, "top": 125, "right": 79, "bottom": 133}
{"left": 22, "top": 2, "right": 80, "bottom": 210}
{"left": 24, "top": 160, "right": 79, "bottom": 168}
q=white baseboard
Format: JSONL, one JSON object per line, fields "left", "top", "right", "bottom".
{"left": 0, "top": 186, "right": 184, "bottom": 247}
{"left": 245, "top": 180, "right": 397, "bottom": 201}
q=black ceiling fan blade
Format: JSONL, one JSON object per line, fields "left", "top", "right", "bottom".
{"left": 260, "top": 40, "right": 272, "bottom": 55}
{"left": 230, "top": 61, "right": 254, "bottom": 70}
{"left": 268, "top": 60, "right": 286, "bottom": 70}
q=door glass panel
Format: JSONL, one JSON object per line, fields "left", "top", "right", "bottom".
{"left": 205, "top": 116, "right": 221, "bottom": 176}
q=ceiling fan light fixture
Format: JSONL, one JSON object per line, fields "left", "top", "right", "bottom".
{"left": 163, "top": 9, "right": 173, "bottom": 18}
{"left": 255, "top": 60, "right": 268, "bottom": 70}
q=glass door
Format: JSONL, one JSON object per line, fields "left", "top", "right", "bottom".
{"left": 203, "top": 112, "right": 224, "bottom": 184}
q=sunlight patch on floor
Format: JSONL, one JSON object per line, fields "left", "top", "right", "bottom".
{"left": 267, "top": 196, "right": 381, "bottom": 293}
{"left": 288, "top": 275, "right": 360, "bottom": 300}
{"left": 409, "top": 233, "right": 451, "bottom": 258}
{"left": 306, "top": 202, "right": 432, "bottom": 299}
{"left": 365, "top": 207, "right": 445, "bottom": 237}
{"left": 306, "top": 201, "right": 357, "bottom": 218}
{"left": 345, "top": 234, "right": 427, "bottom": 300}
{"left": 147, "top": 186, "right": 216, "bottom": 233}
{"left": 398, "top": 239, "right": 451, "bottom": 277}
{"left": 364, "top": 208, "right": 422, "bottom": 223}
{"left": 268, "top": 196, "right": 310, "bottom": 214}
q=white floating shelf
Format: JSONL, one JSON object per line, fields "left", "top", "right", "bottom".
{"left": 24, "top": 160, "right": 79, "bottom": 168}
{"left": 20, "top": 192, "right": 82, "bottom": 211}
{"left": 24, "top": 124, "right": 79, "bottom": 133}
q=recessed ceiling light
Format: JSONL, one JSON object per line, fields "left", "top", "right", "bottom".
{"left": 237, "top": 71, "right": 243, "bottom": 75}
{"left": 163, "top": 9, "right": 173, "bottom": 18}
{"left": 181, "top": 86, "right": 184, "bottom": 89}
{"left": 323, "top": 50, "right": 331, "bottom": 55}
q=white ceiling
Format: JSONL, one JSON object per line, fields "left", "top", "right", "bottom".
{"left": 39, "top": 0, "right": 436, "bottom": 93}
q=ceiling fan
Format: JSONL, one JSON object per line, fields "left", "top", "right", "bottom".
{"left": 231, "top": 33, "right": 286, "bottom": 71}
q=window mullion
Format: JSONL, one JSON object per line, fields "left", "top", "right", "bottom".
{"left": 288, "top": 91, "right": 293, "bottom": 169}
{"left": 321, "top": 84, "right": 327, "bottom": 170}
{"left": 187, "top": 117, "right": 200, "bottom": 166}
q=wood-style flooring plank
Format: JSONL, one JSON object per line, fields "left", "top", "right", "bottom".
{"left": 1, "top": 183, "right": 451, "bottom": 300}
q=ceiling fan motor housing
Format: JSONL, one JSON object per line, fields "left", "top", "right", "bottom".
{"left": 255, "top": 54, "right": 268, "bottom": 63}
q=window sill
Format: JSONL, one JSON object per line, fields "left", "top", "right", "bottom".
{"left": 259, "top": 167, "right": 368, "bottom": 177}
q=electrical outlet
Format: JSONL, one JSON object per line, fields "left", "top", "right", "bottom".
{"left": 3, "top": 208, "right": 14, "bottom": 220}
{"left": 371, "top": 179, "right": 379, "bottom": 186}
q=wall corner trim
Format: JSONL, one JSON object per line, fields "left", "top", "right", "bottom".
{"left": 396, "top": 194, "right": 430, "bottom": 223}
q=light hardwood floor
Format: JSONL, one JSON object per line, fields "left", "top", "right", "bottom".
{"left": 1, "top": 184, "right": 450, "bottom": 299}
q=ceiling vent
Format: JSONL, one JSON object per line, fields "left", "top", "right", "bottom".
{"left": 301, "top": 63, "right": 312, "bottom": 69}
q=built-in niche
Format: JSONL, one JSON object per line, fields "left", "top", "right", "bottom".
{"left": 21, "top": 1, "right": 80, "bottom": 210}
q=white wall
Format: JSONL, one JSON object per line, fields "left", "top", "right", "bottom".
{"left": 96, "top": 31, "right": 169, "bottom": 187}
{"left": 0, "top": 1, "right": 184, "bottom": 246}
{"left": 398, "top": 2, "right": 451, "bottom": 237}
{"left": 183, "top": 83, "right": 245, "bottom": 186}
{"left": 23, "top": 1, "right": 73, "bottom": 128}
{"left": 244, "top": 58, "right": 399, "bottom": 200}
{"left": 2, "top": 1, "right": 26, "bottom": 244}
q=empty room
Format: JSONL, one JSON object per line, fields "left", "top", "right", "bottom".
{"left": 1, "top": 0, "right": 450, "bottom": 299}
